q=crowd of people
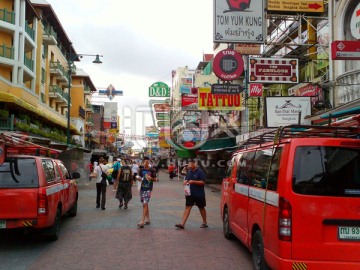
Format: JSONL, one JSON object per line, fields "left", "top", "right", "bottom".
{"left": 89, "top": 156, "right": 208, "bottom": 230}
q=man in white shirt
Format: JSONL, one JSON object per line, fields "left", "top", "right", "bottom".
{"left": 93, "top": 156, "right": 109, "bottom": 210}
{"left": 131, "top": 161, "right": 139, "bottom": 183}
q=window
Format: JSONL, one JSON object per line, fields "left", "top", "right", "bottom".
{"left": 0, "top": 158, "right": 39, "bottom": 188}
{"left": 225, "top": 156, "right": 236, "bottom": 178}
{"left": 237, "top": 151, "right": 256, "bottom": 185}
{"left": 268, "top": 147, "right": 282, "bottom": 191}
{"left": 57, "top": 162, "right": 70, "bottom": 179}
{"left": 293, "top": 146, "right": 360, "bottom": 197}
{"left": 41, "top": 68, "right": 45, "bottom": 84}
{"left": 42, "top": 159, "right": 56, "bottom": 182}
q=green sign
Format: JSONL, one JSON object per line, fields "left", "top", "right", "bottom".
{"left": 149, "top": 82, "right": 170, "bottom": 97}
{"left": 157, "top": 120, "right": 170, "bottom": 128}
{"left": 156, "top": 113, "right": 170, "bottom": 121}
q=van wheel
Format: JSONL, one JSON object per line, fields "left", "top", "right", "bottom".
{"left": 252, "top": 230, "right": 269, "bottom": 270}
{"left": 223, "top": 208, "right": 233, "bottom": 239}
{"left": 47, "top": 208, "right": 61, "bottom": 241}
{"left": 68, "top": 199, "right": 78, "bottom": 217}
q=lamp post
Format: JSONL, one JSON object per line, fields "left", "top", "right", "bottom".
{"left": 66, "top": 50, "right": 103, "bottom": 145}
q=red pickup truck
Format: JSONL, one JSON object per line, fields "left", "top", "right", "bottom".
{"left": 0, "top": 155, "right": 80, "bottom": 240}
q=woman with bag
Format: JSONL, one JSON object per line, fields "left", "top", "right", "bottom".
{"left": 91, "top": 157, "right": 109, "bottom": 210}
{"left": 115, "top": 159, "right": 133, "bottom": 209}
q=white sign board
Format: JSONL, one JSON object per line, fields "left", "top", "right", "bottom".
{"left": 265, "top": 97, "right": 312, "bottom": 128}
{"left": 214, "top": 0, "right": 265, "bottom": 43}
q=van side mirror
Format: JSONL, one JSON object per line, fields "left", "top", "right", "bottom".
{"left": 71, "top": 172, "right": 81, "bottom": 179}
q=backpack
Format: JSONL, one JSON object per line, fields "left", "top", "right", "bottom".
{"left": 120, "top": 166, "right": 131, "bottom": 182}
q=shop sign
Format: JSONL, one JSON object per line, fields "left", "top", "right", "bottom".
{"left": 235, "top": 43, "right": 261, "bottom": 55}
{"left": 331, "top": 40, "right": 360, "bottom": 60}
{"left": 265, "top": 97, "right": 312, "bottom": 127}
{"left": 149, "top": 82, "right": 170, "bottom": 97}
{"left": 214, "top": 0, "right": 265, "bottom": 43}
{"left": 351, "top": 3, "right": 360, "bottom": 39}
{"left": 213, "top": 49, "right": 244, "bottom": 81}
{"left": 181, "top": 94, "right": 198, "bottom": 111}
{"left": 211, "top": 84, "right": 243, "bottom": 94}
{"left": 249, "top": 84, "right": 263, "bottom": 97}
{"left": 249, "top": 57, "right": 298, "bottom": 83}
{"left": 198, "top": 87, "right": 244, "bottom": 111}
{"left": 267, "top": 0, "right": 323, "bottom": 13}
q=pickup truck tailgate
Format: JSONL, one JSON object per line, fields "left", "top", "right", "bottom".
{"left": 0, "top": 189, "right": 38, "bottom": 219}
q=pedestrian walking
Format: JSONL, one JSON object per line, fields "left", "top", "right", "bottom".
{"left": 86, "top": 161, "right": 93, "bottom": 185}
{"left": 91, "top": 157, "right": 109, "bottom": 210}
{"left": 112, "top": 158, "right": 121, "bottom": 191}
{"left": 168, "top": 163, "right": 175, "bottom": 180}
{"left": 131, "top": 160, "right": 139, "bottom": 183}
{"left": 175, "top": 159, "right": 208, "bottom": 229}
{"left": 136, "top": 167, "right": 157, "bottom": 228}
{"left": 115, "top": 159, "right": 133, "bottom": 209}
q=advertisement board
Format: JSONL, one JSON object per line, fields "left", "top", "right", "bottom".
{"left": 198, "top": 87, "right": 244, "bottom": 111}
{"left": 213, "top": 49, "right": 244, "bottom": 81}
{"left": 181, "top": 94, "right": 198, "bottom": 111}
{"left": 265, "top": 97, "right": 311, "bottom": 127}
{"left": 149, "top": 82, "right": 170, "bottom": 97}
{"left": 248, "top": 57, "right": 298, "bottom": 83}
{"left": 214, "top": 0, "right": 265, "bottom": 44}
{"left": 331, "top": 40, "right": 360, "bottom": 60}
{"left": 267, "top": 0, "right": 324, "bottom": 13}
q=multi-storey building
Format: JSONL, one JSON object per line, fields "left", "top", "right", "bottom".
{"left": 0, "top": 0, "right": 97, "bottom": 147}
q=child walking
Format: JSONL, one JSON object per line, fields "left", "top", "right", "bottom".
{"left": 136, "top": 168, "right": 157, "bottom": 229}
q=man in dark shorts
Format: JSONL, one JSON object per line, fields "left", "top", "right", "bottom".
{"left": 175, "top": 159, "right": 208, "bottom": 229}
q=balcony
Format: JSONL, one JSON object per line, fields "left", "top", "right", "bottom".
{"left": 24, "top": 55, "right": 34, "bottom": 71}
{"left": 49, "top": 84, "right": 68, "bottom": 104}
{"left": 85, "top": 102, "right": 94, "bottom": 113}
{"left": 84, "top": 85, "right": 91, "bottom": 94}
{"left": 49, "top": 61, "right": 69, "bottom": 83}
{"left": 25, "top": 23, "right": 35, "bottom": 41}
{"left": 43, "top": 25, "right": 57, "bottom": 45}
{"left": 336, "top": 70, "right": 360, "bottom": 105}
{"left": 0, "top": 44, "right": 14, "bottom": 60}
{"left": 0, "top": 8, "right": 15, "bottom": 24}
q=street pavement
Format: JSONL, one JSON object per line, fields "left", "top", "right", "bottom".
{"left": 0, "top": 171, "right": 253, "bottom": 270}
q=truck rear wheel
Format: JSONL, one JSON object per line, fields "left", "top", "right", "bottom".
{"left": 252, "top": 230, "right": 269, "bottom": 270}
{"left": 46, "top": 207, "right": 61, "bottom": 241}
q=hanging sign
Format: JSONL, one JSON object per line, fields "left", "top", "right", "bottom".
{"left": 213, "top": 49, "right": 244, "bottom": 81}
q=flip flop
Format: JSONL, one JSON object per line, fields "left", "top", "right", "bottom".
{"left": 144, "top": 221, "right": 150, "bottom": 225}
{"left": 200, "top": 223, "right": 208, "bottom": 228}
{"left": 137, "top": 223, "right": 144, "bottom": 229}
{"left": 175, "top": 224, "right": 184, "bottom": 229}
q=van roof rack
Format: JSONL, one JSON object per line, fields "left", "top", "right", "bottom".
{"left": 240, "top": 125, "right": 359, "bottom": 148}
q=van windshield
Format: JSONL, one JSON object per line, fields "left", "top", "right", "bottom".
{"left": 293, "top": 146, "right": 360, "bottom": 197}
{"left": 0, "top": 158, "right": 39, "bottom": 188}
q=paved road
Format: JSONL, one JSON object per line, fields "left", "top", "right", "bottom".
{"left": 0, "top": 171, "right": 253, "bottom": 270}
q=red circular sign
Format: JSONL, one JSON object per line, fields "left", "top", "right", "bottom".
{"left": 213, "top": 49, "right": 244, "bottom": 81}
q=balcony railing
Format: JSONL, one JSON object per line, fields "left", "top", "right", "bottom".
{"left": 0, "top": 44, "right": 14, "bottom": 59}
{"left": 24, "top": 55, "right": 34, "bottom": 71}
{"left": 0, "top": 8, "right": 15, "bottom": 24}
{"left": 43, "top": 25, "right": 58, "bottom": 45}
{"left": 25, "top": 23, "right": 35, "bottom": 41}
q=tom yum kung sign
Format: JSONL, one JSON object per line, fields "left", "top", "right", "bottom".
{"left": 198, "top": 87, "right": 244, "bottom": 111}
{"left": 213, "top": 0, "right": 265, "bottom": 43}
{"left": 249, "top": 58, "right": 299, "bottom": 83}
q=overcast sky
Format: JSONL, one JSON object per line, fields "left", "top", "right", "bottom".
{"left": 46, "top": 0, "right": 214, "bottom": 102}
{"left": 46, "top": 0, "right": 214, "bottom": 146}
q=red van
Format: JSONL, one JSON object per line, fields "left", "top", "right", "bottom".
{"left": 226, "top": 0, "right": 251, "bottom": 11}
{"left": 0, "top": 155, "right": 79, "bottom": 240}
{"left": 221, "top": 125, "right": 360, "bottom": 269}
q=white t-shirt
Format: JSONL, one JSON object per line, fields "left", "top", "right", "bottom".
{"left": 132, "top": 164, "right": 139, "bottom": 174}
{"left": 93, "top": 164, "right": 109, "bottom": 183}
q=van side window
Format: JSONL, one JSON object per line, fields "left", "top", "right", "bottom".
{"left": 268, "top": 147, "right": 282, "bottom": 191}
{"left": 237, "top": 151, "right": 255, "bottom": 185}
{"left": 225, "top": 156, "right": 236, "bottom": 178}
{"left": 293, "top": 146, "right": 360, "bottom": 197}
{"left": 252, "top": 149, "right": 274, "bottom": 188}
{"left": 42, "top": 160, "right": 56, "bottom": 183}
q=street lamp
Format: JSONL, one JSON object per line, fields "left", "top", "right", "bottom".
{"left": 66, "top": 50, "right": 103, "bottom": 145}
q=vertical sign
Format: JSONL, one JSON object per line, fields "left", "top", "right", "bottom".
{"left": 214, "top": 0, "right": 265, "bottom": 43}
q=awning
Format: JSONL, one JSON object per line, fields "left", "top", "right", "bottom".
{"left": 0, "top": 93, "right": 80, "bottom": 134}
{"left": 176, "top": 149, "right": 196, "bottom": 158}
{"left": 320, "top": 106, "right": 360, "bottom": 119}
{"left": 200, "top": 137, "right": 237, "bottom": 152}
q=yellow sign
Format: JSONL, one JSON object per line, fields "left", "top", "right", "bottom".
{"left": 267, "top": 0, "right": 324, "bottom": 13}
{"left": 198, "top": 87, "right": 244, "bottom": 111}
